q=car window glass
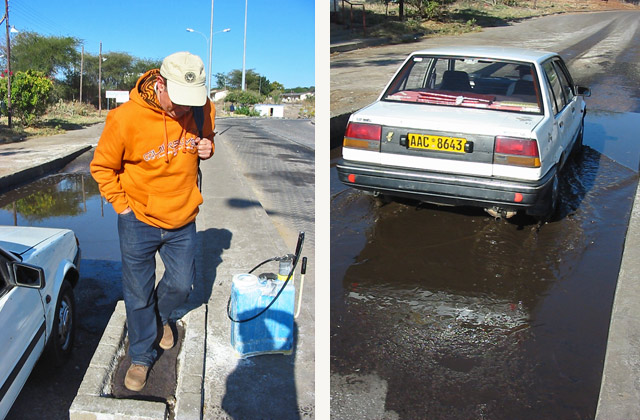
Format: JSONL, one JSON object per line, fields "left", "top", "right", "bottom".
{"left": 383, "top": 55, "right": 541, "bottom": 114}
{"left": 553, "top": 59, "right": 575, "bottom": 103}
{"left": 545, "top": 82, "right": 558, "bottom": 115}
{"left": 432, "top": 58, "right": 449, "bottom": 88}
{"left": 402, "top": 57, "right": 435, "bottom": 90}
{"left": 542, "top": 60, "right": 567, "bottom": 113}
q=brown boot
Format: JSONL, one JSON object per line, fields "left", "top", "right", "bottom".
{"left": 124, "top": 364, "right": 149, "bottom": 392}
{"left": 159, "top": 323, "right": 174, "bottom": 350}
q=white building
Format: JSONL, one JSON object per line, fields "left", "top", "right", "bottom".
{"left": 282, "top": 92, "right": 313, "bottom": 103}
{"left": 211, "top": 90, "right": 229, "bottom": 102}
{"left": 254, "top": 104, "right": 284, "bottom": 118}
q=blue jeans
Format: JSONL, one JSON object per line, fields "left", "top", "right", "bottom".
{"left": 117, "top": 211, "right": 196, "bottom": 366}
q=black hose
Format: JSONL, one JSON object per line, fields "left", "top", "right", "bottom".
{"left": 227, "top": 231, "right": 305, "bottom": 323}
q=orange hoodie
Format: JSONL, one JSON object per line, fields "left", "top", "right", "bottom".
{"left": 90, "top": 69, "right": 216, "bottom": 229}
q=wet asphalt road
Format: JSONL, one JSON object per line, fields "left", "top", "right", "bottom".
{"left": 330, "top": 11, "right": 640, "bottom": 420}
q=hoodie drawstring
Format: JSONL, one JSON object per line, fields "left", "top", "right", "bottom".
{"left": 162, "top": 113, "right": 169, "bottom": 163}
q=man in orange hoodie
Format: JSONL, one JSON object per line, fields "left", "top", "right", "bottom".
{"left": 90, "top": 51, "right": 215, "bottom": 392}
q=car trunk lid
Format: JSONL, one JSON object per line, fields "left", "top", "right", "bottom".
{"left": 350, "top": 100, "right": 544, "bottom": 175}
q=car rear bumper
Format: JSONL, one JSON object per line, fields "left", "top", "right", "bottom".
{"left": 336, "top": 159, "right": 556, "bottom": 215}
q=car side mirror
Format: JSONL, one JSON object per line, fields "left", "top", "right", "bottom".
{"left": 576, "top": 86, "right": 591, "bottom": 97}
{"left": 12, "top": 262, "right": 45, "bottom": 289}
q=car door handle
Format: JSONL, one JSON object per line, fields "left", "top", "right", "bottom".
{"left": 559, "top": 121, "right": 564, "bottom": 128}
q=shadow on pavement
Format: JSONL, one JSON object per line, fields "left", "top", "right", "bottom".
{"left": 222, "top": 323, "right": 301, "bottom": 420}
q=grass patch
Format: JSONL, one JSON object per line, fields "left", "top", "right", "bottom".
{"left": 0, "top": 101, "right": 106, "bottom": 142}
{"left": 338, "top": 0, "right": 637, "bottom": 43}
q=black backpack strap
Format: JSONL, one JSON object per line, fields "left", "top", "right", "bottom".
{"left": 192, "top": 106, "right": 205, "bottom": 190}
{"left": 193, "top": 105, "right": 205, "bottom": 138}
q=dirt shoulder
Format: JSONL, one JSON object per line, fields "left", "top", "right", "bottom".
{"left": 330, "top": 1, "right": 639, "bottom": 120}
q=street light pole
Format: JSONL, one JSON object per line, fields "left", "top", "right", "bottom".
{"left": 208, "top": 0, "right": 213, "bottom": 100}
{"left": 98, "top": 42, "right": 102, "bottom": 116}
{"left": 241, "top": 0, "right": 247, "bottom": 91}
{"left": 187, "top": 27, "right": 230, "bottom": 97}
{"left": 186, "top": 28, "right": 210, "bottom": 98}
{"left": 79, "top": 45, "right": 84, "bottom": 103}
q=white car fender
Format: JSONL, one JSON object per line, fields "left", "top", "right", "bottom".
{"left": 42, "top": 259, "right": 77, "bottom": 342}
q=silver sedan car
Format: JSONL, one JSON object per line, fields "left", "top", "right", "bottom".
{"left": 337, "top": 46, "right": 591, "bottom": 220}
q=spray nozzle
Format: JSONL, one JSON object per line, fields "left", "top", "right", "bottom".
{"left": 278, "top": 254, "right": 295, "bottom": 281}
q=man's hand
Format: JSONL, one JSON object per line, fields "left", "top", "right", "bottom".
{"left": 195, "top": 137, "right": 214, "bottom": 160}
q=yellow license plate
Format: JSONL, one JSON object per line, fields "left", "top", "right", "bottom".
{"left": 408, "top": 133, "right": 467, "bottom": 153}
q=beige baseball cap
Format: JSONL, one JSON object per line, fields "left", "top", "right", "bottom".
{"left": 160, "top": 51, "right": 207, "bottom": 106}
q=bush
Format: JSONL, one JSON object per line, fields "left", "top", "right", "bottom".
{"left": 270, "top": 89, "right": 283, "bottom": 104}
{"left": 406, "top": 0, "right": 445, "bottom": 19}
{"left": 226, "top": 89, "right": 263, "bottom": 105}
{"left": 0, "top": 70, "right": 54, "bottom": 126}
{"left": 234, "top": 106, "right": 261, "bottom": 117}
{"left": 48, "top": 100, "right": 97, "bottom": 118}
{"left": 299, "top": 95, "right": 315, "bottom": 119}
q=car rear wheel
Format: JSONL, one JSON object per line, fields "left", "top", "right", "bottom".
{"left": 45, "top": 279, "right": 76, "bottom": 366}
{"left": 536, "top": 173, "right": 559, "bottom": 223}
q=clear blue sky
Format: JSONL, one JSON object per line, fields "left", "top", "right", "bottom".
{"left": 10, "top": 0, "right": 315, "bottom": 89}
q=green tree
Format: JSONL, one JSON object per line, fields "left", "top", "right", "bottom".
{"left": 405, "top": 0, "right": 447, "bottom": 19}
{"left": 226, "top": 69, "right": 266, "bottom": 92}
{"left": 9, "top": 32, "right": 80, "bottom": 78}
{"left": 0, "top": 70, "right": 54, "bottom": 126}
{"left": 214, "top": 72, "right": 229, "bottom": 89}
{"left": 270, "top": 89, "right": 283, "bottom": 104}
{"left": 123, "top": 57, "right": 162, "bottom": 89}
{"left": 64, "top": 52, "right": 160, "bottom": 106}
{"left": 270, "top": 81, "right": 285, "bottom": 92}
{"left": 226, "top": 89, "right": 263, "bottom": 105}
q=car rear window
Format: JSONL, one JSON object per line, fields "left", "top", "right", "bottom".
{"left": 382, "top": 55, "right": 543, "bottom": 114}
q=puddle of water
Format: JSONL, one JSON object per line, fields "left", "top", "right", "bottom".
{"left": 585, "top": 111, "right": 640, "bottom": 171}
{"left": 0, "top": 169, "right": 119, "bottom": 261}
{"left": 331, "top": 112, "right": 639, "bottom": 419}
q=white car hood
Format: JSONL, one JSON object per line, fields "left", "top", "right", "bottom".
{"left": 0, "top": 226, "right": 66, "bottom": 256}
{"left": 352, "top": 100, "right": 545, "bottom": 138}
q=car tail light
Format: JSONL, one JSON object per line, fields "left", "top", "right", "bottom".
{"left": 494, "top": 136, "right": 540, "bottom": 167}
{"left": 343, "top": 122, "right": 381, "bottom": 151}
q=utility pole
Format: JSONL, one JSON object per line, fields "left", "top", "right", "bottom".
{"left": 4, "top": 0, "right": 12, "bottom": 127}
{"left": 208, "top": 0, "right": 213, "bottom": 100}
{"left": 98, "top": 42, "right": 102, "bottom": 116}
{"left": 79, "top": 45, "right": 84, "bottom": 103}
{"left": 241, "top": 0, "right": 247, "bottom": 91}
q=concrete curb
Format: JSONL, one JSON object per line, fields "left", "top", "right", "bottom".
{"left": 174, "top": 305, "right": 207, "bottom": 420}
{"left": 69, "top": 302, "right": 207, "bottom": 420}
{"left": 330, "top": 37, "right": 391, "bottom": 54}
{"left": 0, "top": 145, "right": 91, "bottom": 194}
{"left": 595, "top": 179, "right": 640, "bottom": 419}
{"left": 69, "top": 301, "right": 168, "bottom": 420}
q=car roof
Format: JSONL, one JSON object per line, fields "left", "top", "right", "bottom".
{"left": 409, "top": 46, "right": 557, "bottom": 64}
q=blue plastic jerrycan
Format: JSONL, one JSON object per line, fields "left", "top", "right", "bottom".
{"left": 229, "top": 273, "right": 295, "bottom": 358}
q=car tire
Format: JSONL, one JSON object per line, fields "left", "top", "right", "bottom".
{"left": 537, "top": 173, "right": 559, "bottom": 223}
{"left": 45, "top": 279, "right": 76, "bottom": 366}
